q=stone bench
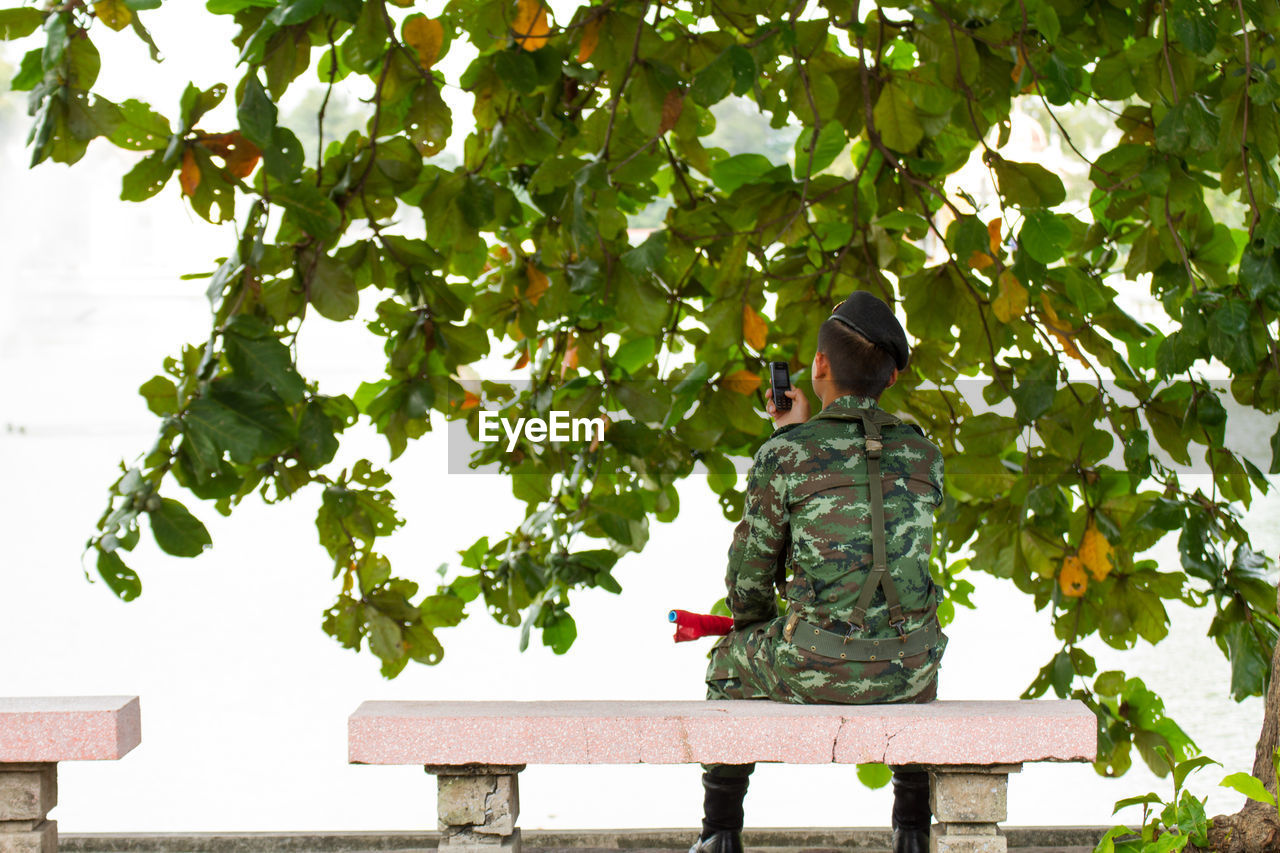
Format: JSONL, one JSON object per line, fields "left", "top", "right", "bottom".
{"left": 348, "top": 699, "right": 1096, "bottom": 853}
{"left": 1, "top": 697, "right": 142, "bottom": 853}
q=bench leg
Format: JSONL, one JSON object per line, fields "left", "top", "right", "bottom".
{"left": 928, "top": 764, "right": 1022, "bottom": 853}
{"left": 0, "top": 763, "right": 57, "bottom": 853}
{"left": 425, "top": 764, "right": 524, "bottom": 853}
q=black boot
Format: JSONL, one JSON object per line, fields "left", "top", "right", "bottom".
{"left": 689, "top": 764, "right": 752, "bottom": 853}
{"left": 687, "top": 830, "right": 743, "bottom": 853}
{"left": 890, "top": 768, "right": 931, "bottom": 853}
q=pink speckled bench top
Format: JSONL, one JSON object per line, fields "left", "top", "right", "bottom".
{"left": 348, "top": 699, "right": 1095, "bottom": 766}
{"left": 0, "top": 696, "right": 141, "bottom": 762}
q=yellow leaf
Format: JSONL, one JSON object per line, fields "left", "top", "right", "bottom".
{"left": 1079, "top": 523, "right": 1114, "bottom": 581}
{"left": 1058, "top": 554, "right": 1088, "bottom": 598}
{"left": 659, "top": 89, "right": 684, "bottom": 134}
{"left": 404, "top": 16, "right": 445, "bottom": 69}
{"left": 513, "top": 348, "right": 530, "bottom": 370}
{"left": 968, "top": 250, "right": 994, "bottom": 270}
{"left": 525, "top": 263, "right": 549, "bottom": 305}
{"left": 1039, "top": 293, "right": 1089, "bottom": 364}
{"left": 590, "top": 413, "right": 609, "bottom": 451}
{"left": 742, "top": 304, "right": 768, "bottom": 351}
{"left": 511, "top": 0, "right": 551, "bottom": 50}
{"left": 722, "top": 369, "right": 761, "bottom": 395}
{"left": 968, "top": 218, "right": 1003, "bottom": 269}
{"left": 179, "top": 148, "right": 201, "bottom": 197}
{"left": 577, "top": 16, "right": 602, "bottom": 63}
{"left": 201, "top": 132, "right": 261, "bottom": 179}
{"left": 992, "top": 271, "right": 1028, "bottom": 323}
{"left": 94, "top": 0, "right": 132, "bottom": 31}
{"left": 559, "top": 336, "right": 578, "bottom": 379}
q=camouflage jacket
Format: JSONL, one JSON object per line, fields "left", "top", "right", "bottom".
{"left": 716, "top": 393, "right": 946, "bottom": 701}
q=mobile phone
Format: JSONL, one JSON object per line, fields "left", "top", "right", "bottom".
{"left": 769, "top": 361, "right": 792, "bottom": 412}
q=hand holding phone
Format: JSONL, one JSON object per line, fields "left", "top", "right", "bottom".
{"left": 769, "top": 362, "right": 792, "bottom": 412}
{"left": 765, "top": 362, "right": 810, "bottom": 426}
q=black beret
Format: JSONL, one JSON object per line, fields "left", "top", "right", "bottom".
{"left": 829, "top": 291, "right": 910, "bottom": 370}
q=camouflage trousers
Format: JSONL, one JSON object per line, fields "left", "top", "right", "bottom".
{"left": 705, "top": 614, "right": 945, "bottom": 704}
{"left": 700, "top": 616, "right": 943, "bottom": 829}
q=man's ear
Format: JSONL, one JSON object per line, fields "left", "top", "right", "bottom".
{"left": 885, "top": 367, "right": 899, "bottom": 389}
{"left": 812, "top": 350, "right": 830, "bottom": 379}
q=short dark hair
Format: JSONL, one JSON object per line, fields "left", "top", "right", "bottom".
{"left": 816, "top": 317, "right": 898, "bottom": 398}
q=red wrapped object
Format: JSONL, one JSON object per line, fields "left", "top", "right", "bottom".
{"left": 669, "top": 609, "right": 734, "bottom": 642}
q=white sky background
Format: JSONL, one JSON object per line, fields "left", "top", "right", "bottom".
{"left": 0, "top": 2, "right": 1279, "bottom": 835}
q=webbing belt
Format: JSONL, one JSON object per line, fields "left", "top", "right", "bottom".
{"left": 791, "top": 613, "right": 941, "bottom": 662}
{"left": 811, "top": 407, "right": 908, "bottom": 633}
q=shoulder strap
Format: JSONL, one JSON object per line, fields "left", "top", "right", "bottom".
{"left": 848, "top": 411, "right": 907, "bottom": 633}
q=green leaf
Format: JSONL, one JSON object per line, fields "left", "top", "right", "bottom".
{"left": 120, "top": 151, "right": 175, "bottom": 201}
{"left": 274, "top": 182, "right": 341, "bottom": 241}
{"left": 1222, "top": 618, "right": 1271, "bottom": 700}
{"left": 0, "top": 7, "right": 42, "bottom": 39}
{"left": 1019, "top": 210, "right": 1072, "bottom": 264}
{"left": 262, "top": 125, "right": 305, "bottom": 182}
{"left": 612, "top": 337, "right": 656, "bottom": 374}
{"left": 872, "top": 81, "right": 923, "bottom": 153}
{"left": 1011, "top": 358, "right": 1056, "bottom": 423}
{"left": 1173, "top": 755, "right": 1219, "bottom": 792}
{"left": 710, "top": 153, "right": 777, "bottom": 193}
{"left": 406, "top": 81, "right": 452, "bottom": 157}
{"left": 339, "top": 0, "right": 386, "bottom": 72}
{"left": 1208, "top": 300, "right": 1255, "bottom": 372}
{"left": 307, "top": 251, "right": 359, "bottom": 321}
{"left": 1029, "top": 0, "right": 1059, "bottom": 42}
{"left": 184, "top": 397, "right": 267, "bottom": 463}
{"left": 1239, "top": 248, "right": 1280, "bottom": 302}
{"left": 703, "top": 451, "right": 737, "bottom": 495}
{"left": 179, "top": 82, "right": 225, "bottom": 129}
{"left": 10, "top": 47, "right": 42, "bottom": 90}
{"left": 419, "top": 594, "right": 465, "bottom": 628}
{"left": 139, "top": 375, "right": 179, "bottom": 415}
{"left": 149, "top": 497, "right": 212, "bottom": 557}
{"left": 1156, "top": 98, "right": 1219, "bottom": 155}
{"left": 237, "top": 74, "right": 277, "bottom": 149}
{"left": 366, "top": 608, "right": 405, "bottom": 660}
{"left": 993, "top": 159, "right": 1067, "bottom": 208}
{"left": 793, "top": 121, "right": 846, "bottom": 175}
{"left": 96, "top": 549, "right": 142, "bottom": 601}
{"left": 108, "top": 99, "right": 171, "bottom": 151}
{"left": 856, "top": 763, "right": 892, "bottom": 789}
{"left": 542, "top": 611, "right": 577, "bottom": 654}
{"left": 297, "top": 401, "right": 339, "bottom": 469}
{"left": 404, "top": 623, "right": 444, "bottom": 664}
{"left": 207, "top": 0, "right": 275, "bottom": 11}
{"left": 1220, "top": 772, "right": 1276, "bottom": 806}
{"left": 622, "top": 229, "right": 668, "bottom": 275}
{"left": 727, "top": 45, "right": 756, "bottom": 96}
{"left": 270, "top": 0, "right": 324, "bottom": 26}
{"left": 225, "top": 319, "right": 306, "bottom": 404}
{"left": 1172, "top": 11, "right": 1217, "bottom": 55}
{"left": 690, "top": 50, "right": 734, "bottom": 107}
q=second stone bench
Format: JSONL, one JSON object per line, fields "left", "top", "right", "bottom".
{"left": 1, "top": 696, "right": 141, "bottom": 853}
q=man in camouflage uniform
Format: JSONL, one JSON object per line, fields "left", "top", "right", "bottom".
{"left": 690, "top": 292, "right": 946, "bottom": 853}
